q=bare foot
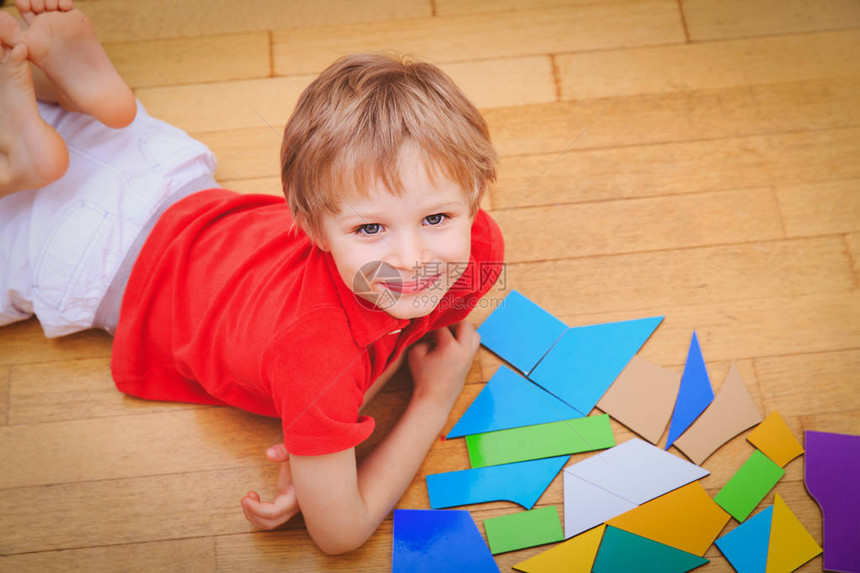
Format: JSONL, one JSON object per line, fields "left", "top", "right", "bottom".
{"left": 16, "top": 0, "right": 136, "bottom": 128}
{"left": 0, "top": 13, "right": 69, "bottom": 197}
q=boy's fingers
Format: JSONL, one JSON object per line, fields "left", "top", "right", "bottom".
{"left": 266, "top": 442, "right": 289, "bottom": 462}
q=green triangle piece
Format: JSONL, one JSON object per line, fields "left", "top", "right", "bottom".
{"left": 484, "top": 506, "right": 564, "bottom": 555}
{"left": 593, "top": 526, "right": 709, "bottom": 573}
{"left": 466, "top": 414, "right": 615, "bottom": 468}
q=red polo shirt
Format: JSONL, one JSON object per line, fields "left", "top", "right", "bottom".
{"left": 111, "top": 189, "right": 504, "bottom": 455}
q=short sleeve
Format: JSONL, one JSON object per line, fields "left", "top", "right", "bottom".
{"left": 430, "top": 210, "right": 506, "bottom": 327}
{"left": 261, "top": 307, "right": 376, "bottom": 456}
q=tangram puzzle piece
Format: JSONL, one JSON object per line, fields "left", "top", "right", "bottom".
{"left": 805, "top": 430, "right": 860, "bottom": 573}
{"left": 592, "top": 526, "right": 709, "bottom": 573}
{"left": 564, "top": 472, "right": 637, "bottom": 538}
{"left": 466, "top": 414, "right": 614, "bottom": 468}
{"left": 563, "top": 438, "right": 709, "bottom": 537}
{"left": 392, "top": 509, "right": 499, "bottom": 573}
{"left": 513, "top": 525, "right": 606, "bottom": 573}
{"left": 674, "top": 364, "right": 762, "bottom": 465}
{"left": 715, "top": 505, "right": 774, "bottom": 573}
{"left": 448, "top": 365, "right": 581, "bottom": 439}
{"left": 477, "top": 290, "right": 567, "bottom": 374}
{"left": 606, "top": 482, "right": 730, "bottom": 556}
{"left": 715, "top": 449, "right": 785, "bottom": 522}
{"left": 766, "top": 493, "right": 822, "bottom": 573}
{"left": 426, "top": 455, "right": 569, "bottom": 510}
{"left": 528, "top": 316, "right": 664, "bottom": 416}
{"left": 484, "top": 506, "right": 564, "bottom": 555}
{"left": 747, "top": 411, "right": 804, "bottom": 467}
{"left": 666, "top": 332, "right": 714, "bottom": 450}
{"left": 597, "top": 356, "right": 681, "bottom": 444}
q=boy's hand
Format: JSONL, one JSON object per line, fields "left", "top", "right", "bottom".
{"left": 240, "top": 443, "right": 300, "bottom": 530}
{"left": 407, "top": 321, "right": 480, "bottom": 412}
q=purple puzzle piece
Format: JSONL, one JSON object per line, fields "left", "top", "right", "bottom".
{"left": 805, "top": 430, "right": 860, "bottom": 573}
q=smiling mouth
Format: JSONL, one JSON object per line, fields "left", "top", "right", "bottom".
{"left": 381, "top": 273, "right": 443, "bottom": 295}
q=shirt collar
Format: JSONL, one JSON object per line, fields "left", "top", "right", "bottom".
{"left": 324, "top": 254, "right": 410, "bottom": 347}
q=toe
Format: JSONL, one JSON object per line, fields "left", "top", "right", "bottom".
{"left": 0, "top": 12, "right": 24, "bottom": 47}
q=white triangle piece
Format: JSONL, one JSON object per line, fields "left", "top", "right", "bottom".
{"left": 567, "top": 438, "right": 709, "bottom": 505}
{"left": 564, "top": 471, "right": 636, "bottom": 538}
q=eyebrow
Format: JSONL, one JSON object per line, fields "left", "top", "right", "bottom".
{"left": 335, "top": 200, "right": 466, "bottom": 223}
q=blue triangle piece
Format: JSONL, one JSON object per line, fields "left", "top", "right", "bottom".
{"left": 593, "top": 526, "right": 709, "bottom": 572}
{"left": 714, "top": 505, "right": 773, "bottom": 573}
{"left": 448, "top": 366, "right": 584, "bottom": 438}
{"left": 427, "top": 455, "right": 569, "bottom": 510}
{"left": 528, "top": 316, "right": 664, "bottom": 416}
{"left": 476, "top": 290, "right": 568, "bottom": 374}
{"left": 665, "top": 332, "right": 715, "bottom": 449}
{"left": 392, "top": 509, "right": 500, "bottom": 573}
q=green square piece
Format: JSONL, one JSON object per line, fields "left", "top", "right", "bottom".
{"left": 714, "top": 449, "right": 785, "bottom": 521}
{"left": 466, "top": 414, "right": 615, "bottom": 468}
{"left": 483, "top": 506, "right": 564, "bottom": 554}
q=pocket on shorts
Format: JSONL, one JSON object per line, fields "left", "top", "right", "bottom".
{"left": 32, "top": 201, "right": 112, "bottom": 312}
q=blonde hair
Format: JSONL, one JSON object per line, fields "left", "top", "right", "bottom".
{"left": 280, "top": 53, "right": 497, "bottom": 243}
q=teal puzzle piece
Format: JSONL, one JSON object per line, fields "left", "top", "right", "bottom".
{"left": 593, "top": 526, "right": 709, "bottom": 573}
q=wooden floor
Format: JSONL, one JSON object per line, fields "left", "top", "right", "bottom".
{"left": 1, "top": 0, "right": 859, "bottom": 570}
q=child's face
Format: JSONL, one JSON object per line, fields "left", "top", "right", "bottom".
{"left": 319, "top": 149, "right": 474, "bottom": 320}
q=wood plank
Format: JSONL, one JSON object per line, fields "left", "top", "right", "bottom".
{"left": 221, "top": 176, "right": 284, "bottom": 197}
{"left": 484, "top": 77, "right": 860, "bottom": 158}
{"left": 0, "top": 408, "right": 280, "bottom": 489}
{"left": 557, "top": 30, "right": 860, "bottom": 100}
{"left": 435, "top": 0, "right": 643, "bottom": 17}
{"left": 272, "top": 1, "right": 685, "bottom": 76}
{"left": 802, "top": 409, "right": 860, "bottom": 435}
{"left": 136, "top": 75, "right": 315, "bottom": 134}
{"left": 848, "top": 232, "right": 860, "bottom": 286}
{"left": 0, "top": 538, "right": 216, "bottom": 573}
{"left": 755, "top": 349, "right": 860, "bottom": 419}
{"left": 8, "top": 358, "right": 206, "bottom": 425}
{"left": 198, "top": 128, "right": 284, "bottom": 182}
{"left": 494, "top": 188, "right": 785, "bottom": 262}
{"left": 490, "top": 127, "right": 860, "bottom": 209}
{"left": 0, "top": 319, "right": 112, "bottom": 368}
{"left": 0, "top": 367, "right": 7, "bottom": 426}
{"left": 215, "top": 526, "right": 393, "bottom": 572}
{"left": 194, "top": 79, "right": 860, "bottom": 184}
{"left": 682, "top": 0, "right": 860, "bottom": 42}
{"left": 498, "top": 237, "right": 854, "bottom": 318}
{"left": 777, "top": 178, "right": 860, "bottom": 237}
{"left": 438, "top": 56, "right": 558, "bottom": 109}
{"left": 76, "top": 0, "right": 431, "bottom": 43}
{"left": 139, "top": 56, "right": 556, "bottom": 135}
{"left": 105, "top": 33, "right": 271, "bottom": 89}
{"left": 0, "top": 466, "right": 275, "bottom": 554}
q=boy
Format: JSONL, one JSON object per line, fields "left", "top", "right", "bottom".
{"left": 0, "top": 0, "right": 504, "bottom": 555}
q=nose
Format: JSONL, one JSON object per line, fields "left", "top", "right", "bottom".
{"left": 389, "top": 229, "right": 427, "bottom": 274}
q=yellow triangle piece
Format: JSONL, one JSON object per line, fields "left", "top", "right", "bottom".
{"left": 606, "top": 482, "right": 730, "bottom": 556}
{"left": 747, "top": 411, "right": 804, "bottom": 467}
{"left": 513, "top": 524, "right": 605, "bottom": 573}
{"left": 765, "top": 494, "right": 822, "bottom": 573}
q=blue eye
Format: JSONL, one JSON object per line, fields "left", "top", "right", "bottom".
{"left": 424, "top": 213, "right": 448, "bottom": 226}
{"left": 356, "top": 223, "right": 381, "bottom": 235}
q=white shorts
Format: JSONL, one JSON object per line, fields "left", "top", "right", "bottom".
{"left": 0, "top": 100, "right": 217, "bottom": 338}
